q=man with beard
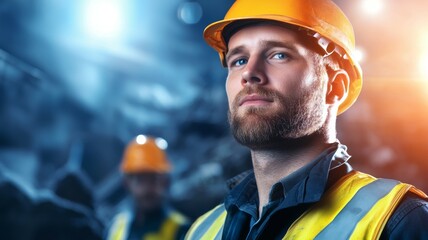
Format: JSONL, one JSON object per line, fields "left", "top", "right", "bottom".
{"left": 185, "top": 0, "right": 428, "bottom": 239}
{"left": 107, "top": 135, "right": 190, "bottom": 240}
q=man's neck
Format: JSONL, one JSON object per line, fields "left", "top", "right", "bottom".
{"left": 251, "top": 135, "right": 334, "bottom": 217}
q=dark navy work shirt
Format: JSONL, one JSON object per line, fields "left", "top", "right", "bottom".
{"left": 126, "top": 207, "right": 190, "bottom": 240}
{"left": 222, "top": 143, "right": 428, "bottom": 240}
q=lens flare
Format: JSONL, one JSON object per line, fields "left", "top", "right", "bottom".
{"left": 361, "top": 0, "right": 384, "bottom": 16}
{"left": 354, "top": 47, "right": 365, "bottom": 63}
{"left": 420, "top": 53, "right": 428, "bottom": 79}
{"left": 136, "top": 135, "right": 148, "bottom": 145}
{"left": 83, "top": 0, "right": 124, "bottom": 40}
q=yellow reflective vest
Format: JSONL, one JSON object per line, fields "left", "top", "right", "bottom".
{"left": 107, "top": 210, "right": 188, "bottom": 240}
{"left": 185, "top": 171, "right": 427, "bottom": 240}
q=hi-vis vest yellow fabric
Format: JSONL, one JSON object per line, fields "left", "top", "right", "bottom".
{"left": 107, "top": 210, "right": 187, "bottom": 240}
{"left": 185, "top": 171, "right": 428, "bottom": 240}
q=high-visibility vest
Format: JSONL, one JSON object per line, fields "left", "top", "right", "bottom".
{"left": 107, "top": 210, "right": 188, "bottom": 240}
{"left": 185, "top": 171, "right": 427, "bottom": 240}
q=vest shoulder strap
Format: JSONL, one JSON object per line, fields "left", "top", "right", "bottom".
{"left": 284, "top": 171, "right": 425, "bottom": 240}
{"left": 107, "top": 211, "right": 131, "bottom": 240}
{"left": 185, "top": 204, "right": 226, "bottom": 240}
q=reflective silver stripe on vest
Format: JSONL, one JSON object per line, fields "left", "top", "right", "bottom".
{"left": 214, "top": 224, "right": 224, "bottom": 240}
{"left": 314, "top": 179, "right": 399, "bottom": 240}
{"left": 191, "top": 204, "right": 226, "bottom": 240}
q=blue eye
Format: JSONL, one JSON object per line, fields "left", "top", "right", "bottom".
{"left": 233, "top": 58, "right": 248, "bottom": 66}
{"left": 273, "top": 53, "right": 287, "bottom": 59}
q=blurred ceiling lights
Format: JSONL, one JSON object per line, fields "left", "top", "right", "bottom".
{"left": 135, "top": 135, "right": 147, "bottom": 145}
{"left": 82, "top": 0, "right": 125, "bottom": 41}
{"left": 177, "top": 1, "right": 203, "bottom": 24}
{"left": 155, "top": 138, "right": 168, "bottom": 150}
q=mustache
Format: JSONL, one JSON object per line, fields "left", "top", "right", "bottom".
{"left": 233, "top": 87, "right": 280, "bottom": 107}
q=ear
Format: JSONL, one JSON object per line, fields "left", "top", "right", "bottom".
{"left": 326, "top": 69, "right": 350, "bottom": 106}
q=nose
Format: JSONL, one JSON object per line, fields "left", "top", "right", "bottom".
{"left": 241, "top": 58, "right": 267, "bottom": 86}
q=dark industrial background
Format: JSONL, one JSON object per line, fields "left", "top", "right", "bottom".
{"left": 1, "top": 0, "right": 428, "bottom": 227}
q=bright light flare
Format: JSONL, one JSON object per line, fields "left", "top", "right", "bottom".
{"left": 83, "top": 0, "right": 124, "bottom": 40}
{"left": 135, "top": 135, "right": 168, "bottom": 149}
{"left": 420, "top": 53, "right": 428, "bottom": 79}
{"left": 155, "top": 138, "right": 168, "bottom": 150}
{"left": 419, "top": 33, "right": 428, "bottom": 79}
{"left": 361, "top": 0, "right": 384, "bottom": 16}
{"left": 136, "top": 135, "right": 148, "bottom": 145}
{"left": 354, "top": 47, "right": 365, "bottom": 63}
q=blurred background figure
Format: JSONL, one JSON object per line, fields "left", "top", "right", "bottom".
{"left": 106, "top": 135, "right": 190, "bottom": 240}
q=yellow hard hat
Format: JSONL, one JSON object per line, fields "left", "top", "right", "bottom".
{"left": 120, "top": 135, "right": 171, "bottom": 174}
{"left": 203, "top": 0, "right": 363, "bottom": 114}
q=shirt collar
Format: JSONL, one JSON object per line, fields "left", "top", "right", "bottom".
{"left": 225, "top": 142, "right": 351, "bottom": 212}
{"left": 225, "top": 170, "right": 258, "bottom": 214}
{"left": 272, "top": 142, "right": 350, "bottom": 205}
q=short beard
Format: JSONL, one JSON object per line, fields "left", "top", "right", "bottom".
{"left": 228, "top": 83, "right": 327, "bottom": 150}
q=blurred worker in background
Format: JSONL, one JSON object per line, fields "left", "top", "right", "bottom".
{"left": 107, "top": 135, "right": 190, "bottom": 240}
{"left": 185, "top": 0, "right": 428, "bottom": 239}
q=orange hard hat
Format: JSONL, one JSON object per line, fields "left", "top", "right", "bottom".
{"left": 120, "top": 135, "right": 171, "bottom": 174}
{"left": 203, "top": 0, "right": 363, "bottom": 114}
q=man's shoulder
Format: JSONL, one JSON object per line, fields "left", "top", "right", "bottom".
{"left": 111, "top": 209, "right": 132, "bottom": 222}
{"left": 168, "top": 209, "right": 191, "bottom": 226}
{"left": 383, "top": 192, "right": 428, "bottom": 239}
